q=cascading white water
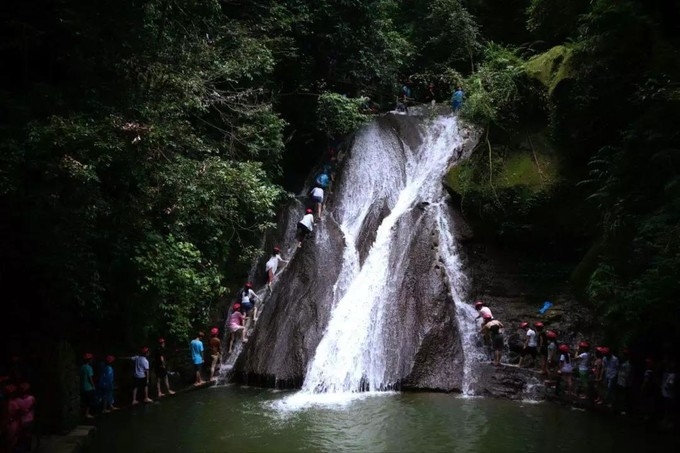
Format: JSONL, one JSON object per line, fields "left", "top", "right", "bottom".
{"left": 296, "top": 115, "right": 478, "bottom": 395}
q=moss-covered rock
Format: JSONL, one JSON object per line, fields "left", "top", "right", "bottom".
{"left": 524, "top": 45, "right": 574, "bottom": 96}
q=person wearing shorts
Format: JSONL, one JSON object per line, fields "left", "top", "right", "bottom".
{"left": 297, "top": 208, "right": 315, "bottom": 248}
{"left": 190, "top": 332, "right": 205, "bottom": 386}
{"left": 154, "top": 338, "right": 175, "bottom": 397}
{"left": 131, "top": 347, "right": 153, "bottom": 404}
{"left": 309, "top": 185, "right": 324, "bottom": 220}
{"left": 79, "top": 353, "right": 96, "bottom": 419}
{"left": 518, "top": 322, "right": 538, "bottom": 368}
{"left": 228, "top": 304, "right": 248, "bottom": 354}
{"left": 481, "top": 317, "right": 504, "bottom": 366}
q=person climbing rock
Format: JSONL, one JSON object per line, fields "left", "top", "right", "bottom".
{"left": 209, "top": 328, "right": 221, "bottom": 382}
{"left": 297, "top": 208, "right": 315, "bottom": 248}
{"left": 480, "top": 315, "right": 504, "bottom": 366}
{"left": 309, "top": 185, "right": 324, "bottom": 221}
{"left": 154, "top": 338, "right": 175, "bottom": 397}
{"left": 474, "top": 301, "right": 493, "bottom": 329}
{"left": 451, "top": 86, "right": 464, "bottom": 112}
{"left": 191, "top": 332, "right": 205, "bottom": 386}
{"left": 98, "top": 355, "right": 118, "bottom": 412}
{"left": 228, "top": 304, "right": 248, "bottom": 354}
{"left": 518, "top": 322, "right": 538, "bottom": 368}
{"left": 131, "top": 347, "right": 153, "bottom": 404}
{"left": 240, "top": 282, "right": 260, "bottom": 322}
{"left": 80, "top": 353, "right": 96, "bottom": 419}
{"left": 265, "top": 246, "right": 288, "bottom": 290}
{"left": 316, "top": 171, "right": 331, "bottom": 189}
{"left": 575, "top": 341, "right": 591, "bottom": 399}
{"left": 534, "top": 322, "right": 547, "bottom": 373}
{"left": 557, "top": 344, "right": 573, "bottom": 396}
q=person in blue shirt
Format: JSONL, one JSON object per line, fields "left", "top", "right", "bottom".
{"left": 451, "top": 86, "right": 464, "bottom": 112}
{"left": 316, "top": 172, "right": 330, "bottom": 188}
{"left": 98, "top": 355, "right": 118, "bottom": 412}
{"left": 190, "top": 332, "right": 205, "bottom": 386}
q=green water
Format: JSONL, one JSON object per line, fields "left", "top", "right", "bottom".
{"left": 88, "top": 386, "right": 672, "bottom": 452}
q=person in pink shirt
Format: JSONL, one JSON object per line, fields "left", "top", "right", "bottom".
{"left": 228, "top": 304, "right": 248, "bottom": 354}
{"left": 16, "top": 382, "right": 36, "bottom": 450}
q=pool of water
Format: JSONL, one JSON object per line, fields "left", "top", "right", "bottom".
{"left": 88, "top": 386, "right": 673, "bottom": 452}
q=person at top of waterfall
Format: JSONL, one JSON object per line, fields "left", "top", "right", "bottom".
{"left": 575, "top": 341, "right": 591, "bottom": 399}
{"left": 425, "top": 82, "right": 437, "bottom": 105}
{"left": 534, "top": 322, "right": 548, "bottom": 374}
{"left": 265, "top": 246, "right": 288, "bottom": 289}
{"left": 451, "top": 86, "right": 464, "bottom": 112}
{"left": 480, "top": 315, "right": 504, "bottom": 366}
{"left": 518, "top": 322, "right": 538, "bottom": 368}
{"left": 297, "top": 208, "right": 315, "bottom": 248}
{"left": 474, "top": 300, "right": 493, "bottom": 320}
{"left": 240, "top": 282, "right": 260, "bottom": 321}
{"left": 228, "top": 304, "right": 248, "bottom": 354}
{"left": 309, "top": 185, "right": 324, "bottom": 220}
{"left": 208, "top": 328, "right": 221, "bottom": 382}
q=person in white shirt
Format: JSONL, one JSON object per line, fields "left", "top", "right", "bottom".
{"left": 297, "top": 208, "right": 315, "bottom": 248}
{"left": 129, "top": 347, "right": 153, "bottom": 404}
{"left": 240, "top": 282, "right": 260, "bottom": 321}
{"left": 309, "top": 185, "right": 324, "bottom": 220}
{"left": 265, "top": 246, "right": 288, "bottom": 289}
{"left": 474, "top": 300, "right": 493, "bottom": 329}
{"left": 518, "top": 322, "right": 538, "bottom": 368}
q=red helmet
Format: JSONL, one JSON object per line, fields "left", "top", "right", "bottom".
{"left": 534, "top": 321, "right": 544, "bottom": 329}
{"left": 233, "top": 303, "right": 241, "bottom": 311}
{"left": 558, "top": 344, "right": 570, "bottom": 353}
{"left": 578, "top": 341, "right": 589, "bottom": 349}
{"left": 595, "top": 346, "right": 605, "bottom": 354}
{"left": 245, "top": 282, "right": 253, "bottom": 288}
{"left": 520, "top": 322, "right": 529, "bottom": 329}
{"left": 19, "top": 382, "right": 30, "bottom": 392}
{"left": 601, "top": 347, "right": 610, "bottom": 355}
{"left": 546, "top": 330, "right": 557, "bottom": 339}
{"left": 306, "top": 208, "right": 313, "bottom": 214}
{"left": 273, "top": 246, "right": 281, "bottom": 254}
{"left": 140, "top": 346, "right": 149, "bottom": 354}
{"left": 158, "top": 337, "right": 165, "bottom": 344}
{"left": 210, "top": 327, "right": 219, "bottom": 336}
{"left": 474, "top": 301, "right": 483, "bottom": 309}
{"left": 105, "top": 355, "right": 115, "bottom": 364}
{"left": 83, "top": 352, "right": 94, "bottom": 360}
{"left": 482, "top": 312, "right": 492, "bottom": 320}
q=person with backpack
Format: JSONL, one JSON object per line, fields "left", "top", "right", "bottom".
{"left": 309, "top": 185, "right": 324, "bottom": 221}
{"left": 297, "top": 208, "right": 315, "bottom": 248}
{"left": 265, "top": 247, "right": 288, "bottom": 290}
{"left": 480, "top": 316, "right": 504, "bottom": 366}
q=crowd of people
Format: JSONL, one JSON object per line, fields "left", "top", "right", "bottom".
{"left": 475, "top": 300, "right": 677, "bottom": 424}
{"left": 0, "top": 378, "right": 36, "bottom": 452}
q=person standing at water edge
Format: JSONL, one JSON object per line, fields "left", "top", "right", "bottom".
{"left": 191, "top": 332, "right": 205, "bottom": 386}
{"left": 518, "top": 322, "right": 538, "bottom": 368}
{"left": 480, "top": 316, "right": 504, "bottom": 366}
{"left": 131, "top": 347, "right": 153, "bottom": 404}
{"left": 297, "top": 208, "right": 315, "bottom": 248}
{"left": 451, "top": 86, "right": 464, "bottom": 112}
{"left": 98, "top": 355, "right": 118, "bottom": 412}
{"left": 265, "top": 247, "right": 288, "bottom": 290}
{"left": 209, "top": 328, "right": 221, "bottom": 382}
{"left": 155, "top": 338, "right": 175, "bottom": 397}
{"left": 80, "top": 353, "right": 95, "bottom": 419}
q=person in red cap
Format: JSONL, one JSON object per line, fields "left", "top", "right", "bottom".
{"left": 130, "top": 347, "right": 153, "bottom": 404}
{"left": 240, "top": 282, "right": 260, "bottom": 322}
{"left": 297, "top": 208, "right": 315, "bottom": 248}
{"left": 154, "top": 338, "right": 175, "bottom": 397}
{"left": 480, "top": 315, "right": 504, "bottom": 366}
{"left": 80, "top": 353, "right": 96, "bottom": 419}
{"left": 265, "top": 246, "right": 288, "bottom": 290}
{"left": 575, "top": 341, "right": 591, "bottom": 399}
{"left": 208, "top": 328, "right": 222, "bottom": 382}
{"left": 593, "top": 347, "right": 605, "bottom": 404}
{"left": 557, "top": 344, "right": 573, "bottom": 396}
{"left": 228, "top": 304, "right": 248, "bottom": 354}
{"left": 98, "top": 355, "right": 118, "bottom": 412}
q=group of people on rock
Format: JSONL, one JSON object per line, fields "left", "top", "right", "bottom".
{"left": 475, "top": 299, "right": 677, "bottom": 422}
{"left": 0, "top": 374, "right": 36, "bottom": 452}
{"left": 296, "top": 147, "right": 337, "bottom": 248}
{"left": 396, "top": 78, "right": 465, "bottom": 113}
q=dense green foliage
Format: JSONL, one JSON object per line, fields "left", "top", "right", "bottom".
{"left": 1, "top": 0, "right": 679, "bottom": 352}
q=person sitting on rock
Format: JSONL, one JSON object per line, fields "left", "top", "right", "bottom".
{"left": 480, "top": 315, "right": 504, "bottom": 366}
{"left": 297, "top": 208, "right": 315, "bottom": 248}
{"left": 228, "top": 304, "right": 248, "bottom": 354}
{"left": 265, "top": 246, "right": 288, "bottom": 290}
{"left": 518, "top": 322, "right": 538, "bottom": 368}
{"left": 240, "top": 282, "right": 260, "bottom": 322}
{"left": 309, "top": 185, "right": 324, "bottom": 221}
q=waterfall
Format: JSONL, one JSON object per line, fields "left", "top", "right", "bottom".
{"left": 296, "top": 114, "right": 478, "bottom": 395}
